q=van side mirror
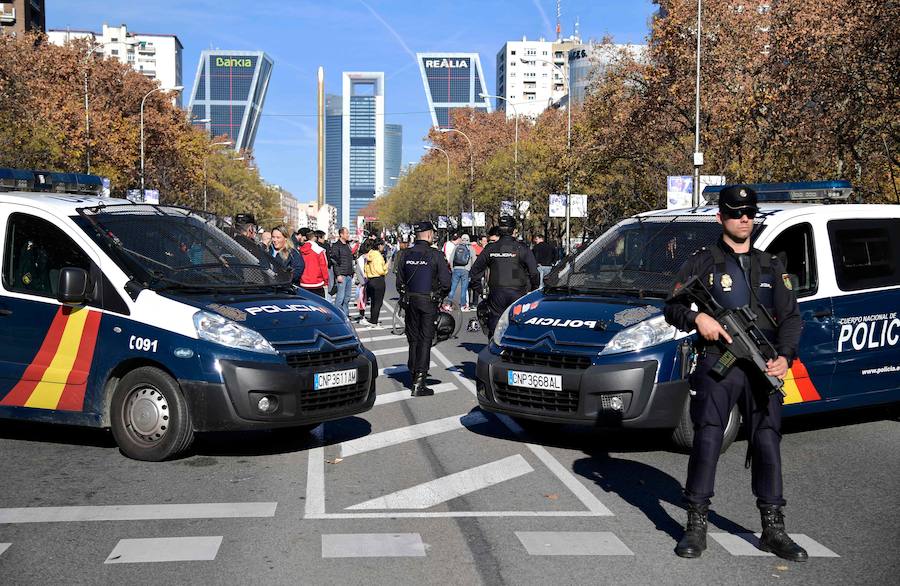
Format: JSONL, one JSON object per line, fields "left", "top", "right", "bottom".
{"left": 57, "top": 267, "right": 90, "bottom": 305}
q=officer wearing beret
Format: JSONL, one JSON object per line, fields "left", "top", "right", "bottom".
{"left": 663, "top": 185, "right": 807, "bottom": 561}
{"left": 397, "top": 221, "right": 451, "bottom": 396}
{"left": 468, "top": 216, "right": 540, "bottom": 337}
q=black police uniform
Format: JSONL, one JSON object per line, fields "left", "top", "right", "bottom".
{"left": 468, "top": 219, "right": 539, "bottom": 337}
{"left": 397, "top": 223, "right": 451, "bottom": 395}
{"left": 663, "top": 185, "right": 807, "bottom": 562}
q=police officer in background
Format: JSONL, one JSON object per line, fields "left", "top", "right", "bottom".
{"left": 664, "top": 185, "right": 807, "bottom": 562}
{"left": 397, "top": 221, "right": 451, "bottom": 397}
{"left": 468, "top": 216, "right": 539, "bottom": 338}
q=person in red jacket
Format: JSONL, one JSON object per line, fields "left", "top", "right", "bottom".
{"left": 298, "top": 228, "right": 330, "bottom": 297}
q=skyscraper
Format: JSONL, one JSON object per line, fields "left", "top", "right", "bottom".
{"left": 324, "top": 93, "right": 343, "bottom": 222}
{"left": 417, "top": 53, "right": 491, "bottom": 129}
{"left": 495, "top": 36, "right": 580, "bottom": 118}
{"left": 341, "top": 72, "right": 384, "bottom": 229}
{"left": 384, "top": 124, "right": 402, "bottom": 190}
{"left": 188, "top": 50, "right": 273, "bottom": 151}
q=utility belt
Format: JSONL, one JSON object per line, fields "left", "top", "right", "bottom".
{"left": 401, "top": 291, "right": 441, "bottom": 308}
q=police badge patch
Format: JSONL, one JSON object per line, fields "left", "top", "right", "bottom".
{"left": 782, "top": 274, "right": 793, "bottom": 290}
{"left": 721, "top": 273, "right": 733, "bottom": 292}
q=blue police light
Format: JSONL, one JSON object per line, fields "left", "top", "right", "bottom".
{"left": 703, "top": 181, "right": 853, "bottom": 204}
{"left": 0, "top": 168, "right": 104, "bottom": 195}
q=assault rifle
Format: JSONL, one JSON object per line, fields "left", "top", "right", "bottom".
{"left": 668, "top": 275, "right": 785, "bottom": 396}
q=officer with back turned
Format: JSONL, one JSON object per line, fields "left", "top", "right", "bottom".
{"left": 397, "top": 221, "right": 451, "bottom": 397}
{"left": 468, "top": 216, "right": 539, "bottom": 338}
{"left": 663, "top": 185, "right": 807, "bottom": 562}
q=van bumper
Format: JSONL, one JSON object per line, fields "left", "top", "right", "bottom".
{"left": 475, "top": 347, "right": 687, "bottom": 428}
{"left": 181, "top": 351, "right": 377, "bottom": 432}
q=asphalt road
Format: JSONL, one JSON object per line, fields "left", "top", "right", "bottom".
{"left": 1, "top": 278, "right": 898, "bottom": 585}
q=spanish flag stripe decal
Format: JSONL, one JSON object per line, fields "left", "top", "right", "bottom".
{"left": 782, "top": 358, "right": 821, "bottom": 405}
{"left": 56, "top": 310, "right": 103, "bottom": 412}
{"left": 0, "top": 307, "right": 69, "bottom": 406}
{"left": 24, "top": 307, "right": 91, "bottom": 410}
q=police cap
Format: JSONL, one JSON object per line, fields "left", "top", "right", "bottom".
{"left": 498, "top": 216, "right": 516, "bottom": 229}
{"left": 234, "top": 213, "right": 256, "bottom": 226}
{"left": 718, "top": 185, "right": 758, "bottom": 211}
{"left": 414, "top": 220, "right": 434, "bottom": 233}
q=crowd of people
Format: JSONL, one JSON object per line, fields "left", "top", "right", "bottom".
{"left": 233, "top": 214, "right": 562, "bottom": 329}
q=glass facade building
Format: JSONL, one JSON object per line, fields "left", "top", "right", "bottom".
{"left": 324, "top": 94, "right": 343, "bottom": 220}
{"left": 417, "top": 53, "right": 491, "bottom": 128}
{"left": 341, "top": 72, "right": 384, "bottom": 228}
{"left": 188, "top": 50, "right": 273, "bottom": 151}
{"left": 384, "top": 124, "right": 402, "bottom": 190}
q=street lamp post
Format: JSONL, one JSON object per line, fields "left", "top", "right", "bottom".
{"left": 479, "top": 93, "right": 519, "bottom": 205}
{"left": 521, "top": 57, "right": 572, "bottom": 252}
{"left": 692, "top": 0, "right": 704, "bottom": 206}
{"left": 140, "top": 85, "right": 183, "bottom": 195}
{"left": 438, "top": 128, "right": 474, "bottom": 216}
{"left": 425, "top": 145, "right": 451, "bottom": 230}
{"left": 81, "top": 44, "right": 102, "bottom": 174}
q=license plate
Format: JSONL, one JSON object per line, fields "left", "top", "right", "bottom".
{"left": 507, "top": 370, "right": 563, "bottom": 391}
{"left": 314, "top": 368, "right": 357, "bottom": 390}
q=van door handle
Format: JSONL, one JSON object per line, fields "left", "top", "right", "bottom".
{"left": 813, "top": 309, "right": 832, "bottom": 319}
{"left": 0, "top": 309, "right": 11, "bottom": 316}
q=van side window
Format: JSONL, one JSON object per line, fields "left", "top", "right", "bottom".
{"left": 2, "top": 213, "right": 91, "bottom": 299}
{"left": 766, "top": 222, "right": 817, "bottom": 297}
{"left": 828, "top": 219, "right": 900, "bottom": 291}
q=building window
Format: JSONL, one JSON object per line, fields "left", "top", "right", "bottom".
{"left": 526, "top": 49, "right": 536, "bottom": 56}
{"left": 510, "top": 72, "right": 516, "bottom": 78}
{"left": 111, "top": 49, "right": 118, "bottom": 55}
{"left": 511, "top": 50, "right": 516, "bottom": 55}
{"left": 542, "top": 51, "right": 548, "bottom": 55}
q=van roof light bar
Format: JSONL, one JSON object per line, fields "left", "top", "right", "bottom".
{"left": 0, "top": 168, "right": 104, "bottom": 196}
{"left": 703, "top": 180, "right": 853, "bottom": 204}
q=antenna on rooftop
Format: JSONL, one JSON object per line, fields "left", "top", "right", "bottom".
{"left": 574, "top": 16, "right": 580, "bottom": 41}
{"left": 556, "top": 0, "right": 562, "bottom": 41}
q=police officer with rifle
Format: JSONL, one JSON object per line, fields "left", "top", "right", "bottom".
{"left": 468, "top": 216, "right": 539, "bottom": 338}
{"left": 663, "top": 185, "right": 807, "bottom": 562}
{"left": 397, "top": 221, "right": 451, "bottom": 397}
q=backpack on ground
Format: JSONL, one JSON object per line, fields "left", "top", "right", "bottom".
{"left": 453, "top": 243, "right": 471, "bottom": 266}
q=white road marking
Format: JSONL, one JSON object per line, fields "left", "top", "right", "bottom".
{"left": 321, "top": 533, "right": 426, "bottom": 558}
{"left": 304, "top": 447, "right": 326, "bottom": 518}
{"left": 516, "top": 531, "right": 634, "bottom": 556}
{"left": 358, "top": 334, "right": 398, "bottom": 343}
{"left": 310, "top": 511, "right": 604, "bottom": 519}
{"left": 378, "top": 361, "right": 436, "bottom": 376}
{"left": 371, "top": 346, "right": 409, "bottom": 357}
{"left": 0, "top": 503, "right": 277, "bottom": 524}
{"left": 339, "top": 412, "right": 489, "bottom": 458}
{"left": 375, "top": 383, "right": 457, "bottom": 406}
{"left": 104, "top": 536, "right": 222, "bottom": 564}
{"left": 709, "top": 533, "right": 839, "bottom": 557}
{"left": 347, "top": 455, "right": 533, "bottom": 510}
{"left": 0, "top": 543, "right": 10, "bottom": 557}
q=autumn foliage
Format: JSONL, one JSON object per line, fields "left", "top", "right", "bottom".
{"left": 374, "top": 0, "right": 898, "bottom": 241}
{"left": 0, "top": 32, "right": 281, "bottom": 223}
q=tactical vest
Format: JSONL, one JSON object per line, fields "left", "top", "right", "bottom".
{"left": 488, "top": 236, "right": 529, "bottom": 291}
{"left": 706, "top": 245, "right": 777, "bottom": 336}
{"left": 401, "top": 243, "right": 437, "bottom": 295}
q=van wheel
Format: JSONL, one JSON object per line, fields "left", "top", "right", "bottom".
{"left": 671, "top": 397, "right": 741, "bottom": 454}
{"left": 110, "top": 367, "right": 194, "bottom": 461}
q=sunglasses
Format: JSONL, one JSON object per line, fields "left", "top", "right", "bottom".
{"left": 722, "top": 207, "right": 757, "bottom": 220}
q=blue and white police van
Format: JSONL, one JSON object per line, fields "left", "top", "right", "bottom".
{"left": 0, "top": 169, "right": 377, "bottom": 461}
{"left": 476, "top": 181, "right": 900, "bottom": 450}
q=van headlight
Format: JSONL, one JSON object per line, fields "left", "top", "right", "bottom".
{"left": 600, "top": 315, "right": 678, "bottom": 356}
{"left": 492, "top": 309, "right": 510, "bottom": 346}
{"left": 193, "top": 311, "right": 277, "bottom": 354}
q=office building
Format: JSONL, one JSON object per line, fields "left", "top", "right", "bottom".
{"left": 48, "top": 24, "right": 183, "bottom": 104}
{"left": 495, "top": 35, "right": 580, "bottom": 118}
{"left": 188, "top": 50, "right": 273, "bottom": 151}
{"left": 0, "top": 0, "right": 44, "bottom": 36}
{"left": 568, "top": 43, "right": 647, "bottom": 106}
{"left": 341, "top": 72, "right": 384, "bottom": 229}
{"left": 324, "top": 94, "right": 343, "bottom": 224}
{"left": 417, "top": 52, "right": 491, "bottom": 129}
{"left": 384, "top": 123, "right": 402, "bottom": 190}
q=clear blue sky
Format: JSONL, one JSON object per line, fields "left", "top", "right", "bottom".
{"left": 47, "top": 1, "right": 655, "bottom": 202}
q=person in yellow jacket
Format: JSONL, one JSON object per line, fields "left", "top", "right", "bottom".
{"left": 363, "top": 240, "right": 388, "bottom": 326}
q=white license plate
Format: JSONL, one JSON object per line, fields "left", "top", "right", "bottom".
{"left": 314, "top": 368, "right": 357, "bottom": 390}
{"left": 507, "top": 370, "right": 563, "bottom": 391}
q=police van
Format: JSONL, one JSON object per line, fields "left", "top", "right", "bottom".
{"left": 476, "top": 181, "right": 900, "bottom": 451}
{"left": 0, "top": 169, "right": 378, "bottom": 461}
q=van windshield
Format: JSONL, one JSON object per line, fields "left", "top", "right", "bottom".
{"left": 545, "top": 215, "right": 765, "bottom": 298}
{"left": 76, "top": 204, "right": 292, "bottom": 291}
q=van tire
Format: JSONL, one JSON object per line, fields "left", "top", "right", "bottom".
{"left": 671, "top": 397, "right": 741, "bottom": 454}
{"left": 110, "top": 367, "right": 194, "bottom": 461}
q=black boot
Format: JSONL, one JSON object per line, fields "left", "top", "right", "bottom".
{"left": 411, "top": 372, "right": 434, "bottom": 397}
{"left": 758, "top": 505, "right": 808, "bottom": 562}
{"left": 675, "top": 503, "right": 709, "bottom": 558}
